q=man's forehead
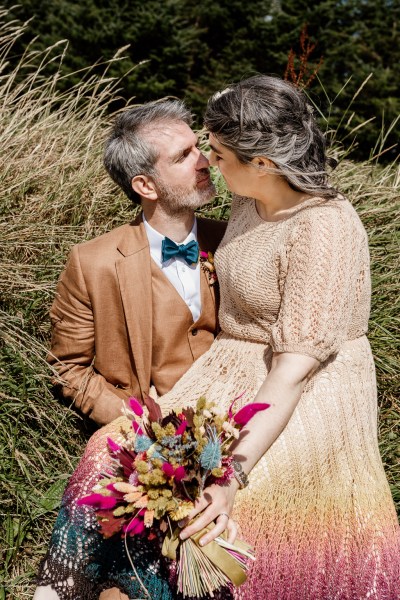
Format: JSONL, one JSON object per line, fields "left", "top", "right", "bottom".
{"left": 144, "top": 120, "right": 194, "bottom": 140}
{"left": 144, "top": 120, "right": 197, "bottom": 158}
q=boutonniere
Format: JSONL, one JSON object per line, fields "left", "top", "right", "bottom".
{"left": 200, "top": 251, "right": 218, "bottom": 286}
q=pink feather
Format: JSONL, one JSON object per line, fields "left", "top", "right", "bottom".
{"left": 123, "top": 517, "right": 145, "bottom": 535}
{"left": 107, "top": 437, "right": 121, "bottom": 453}
{"left": 174, "top": 466, "right": 186, "bottom": 482}
{"left": 162, "top": 462, "right": 175, "bottom": 477}
{"left": 132, "top": 420, "right": 143, "bottom": 435}
{"left": 129, "top": 397, "right": 144, "bottom": 416}
{"left": 175, "top": 421, "right": 187, "bottom": 436}
{"left": 233, "top": 402, "right": 270, "bottom": 425}
{"left": 77, "top": 493, "right": 117, "bottom": 509}
{"left": 228, "top": 391, "right": 247, "bottom": 419}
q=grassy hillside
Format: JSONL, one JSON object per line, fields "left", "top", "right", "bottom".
{"left": 0, "top": 16, "right": 399, "bottom": 600}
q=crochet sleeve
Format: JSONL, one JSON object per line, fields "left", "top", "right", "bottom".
{"left": 270, "top": 205, "right": 368, "bottom": 362}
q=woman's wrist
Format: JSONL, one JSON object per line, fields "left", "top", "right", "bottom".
{"left": 231, "top": 458, "right": 249, "bottom": 489}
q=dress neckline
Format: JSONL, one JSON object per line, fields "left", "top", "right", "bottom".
{"left": 246, "top": 195, "right": 328, "bottom": 225}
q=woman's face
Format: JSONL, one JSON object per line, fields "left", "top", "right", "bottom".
{"left": 208, "top": 133, "right": 255, "bottom": 196}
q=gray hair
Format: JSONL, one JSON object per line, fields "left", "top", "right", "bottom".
{"left": 104, "top": 100, "right": 193, "bottom": 204}
{"left": 204, "top": 75, "right": 337, "bottom": 199}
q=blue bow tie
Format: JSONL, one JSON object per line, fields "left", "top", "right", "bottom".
{"left": 161, "top": 237, "right": 199, "bottom": 265}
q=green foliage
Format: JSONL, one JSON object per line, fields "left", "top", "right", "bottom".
{"left": 0, "top": 13, "right": 398, "bottom": 598}
{"left": 2, "top": 0, "right": 399, "bottom": 159}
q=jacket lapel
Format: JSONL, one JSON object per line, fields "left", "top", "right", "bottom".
{"left": 197, "top": 220, "right": 217, "bottom": 314}
{"left": 116, "top": 214, "right": 152, "bottom": 398}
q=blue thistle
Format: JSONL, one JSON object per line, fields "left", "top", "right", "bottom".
{"left": 134, "top": 435, "right": 154, "bottom": 453}
{"left": 200, "top": 428, "right": 221, "bottom": 470}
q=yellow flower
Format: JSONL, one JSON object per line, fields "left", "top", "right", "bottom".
{"left": 148, "top": 489, "right": 160, "bottom": 500}
{"left": 136, "top": 460, "right": 149, "bottom": 474}
{"left": 151, "top": 422, "right": 163, "bottom": 441}
{"left": 144, "top": 510, "right": 155, "bottom": 528}
{"left": 164, "top": 423, "right": 175, "bottom": 436}
{"left": 134, "top": 494, "right": 149, "bottom": 508}
{"left": 211, "top": 467, "right": 223, "bottom": 478}
{"left": 148, "top": 468, "right": 166, "bottom": 486}
{"left": 124, "top": 491, "right": 144, "bottom": 502}
{"left": 222, "top": 422, "right": 240, "bottom": 438}
{"left": 114, "top": 482, "right": 137, "bottom": 494}
{"left": 196, "top": 396, "right": 207, "bottom": 411}
{"left": 113, "top": 506, "right": 126, "bottom": 517}
{"left": 168, "top": 501, "right": 194, "bottom": 521}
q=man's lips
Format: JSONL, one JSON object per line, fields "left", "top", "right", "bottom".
{"left": 197, "top": 173, "right": 211, "bottom": 185}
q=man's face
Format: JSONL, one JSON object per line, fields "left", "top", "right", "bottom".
{"left": 146, "top": 121, "right": 215, "bottom": 215}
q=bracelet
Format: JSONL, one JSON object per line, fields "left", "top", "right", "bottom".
{"left": 232, "top": 459, "right": 249, "bottom": 489}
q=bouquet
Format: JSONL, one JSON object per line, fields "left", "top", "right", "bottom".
{"left": 78, "top": 395, "right": 269, "bottom": 598}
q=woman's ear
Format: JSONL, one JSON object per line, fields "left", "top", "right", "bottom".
{"left": 131, "top": 175, "right": 158, "bottom": 201}
{"left": 250, "top": 156, "right": 276, "bottom": 175}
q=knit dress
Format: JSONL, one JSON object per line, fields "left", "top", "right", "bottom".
{"left": 36, "top": 195, "right": 400, "bottom": 600}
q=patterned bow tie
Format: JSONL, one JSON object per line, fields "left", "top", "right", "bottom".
{"left": 161, "top": 237, "right": 199, "bottom": 265}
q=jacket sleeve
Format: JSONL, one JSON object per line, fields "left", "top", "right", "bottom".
{"left": 48, "top": 246, "right": 129, "bottom": 425}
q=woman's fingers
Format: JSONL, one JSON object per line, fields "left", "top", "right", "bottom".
{"left": 178, "top": 494, "right": 209, "bottom": 529}
{"left": 226, "top": 517, "right": 238, "bottom": 544}
{"left": 179, "top": 504, "right": 215, "bottom": 540}
{"left": 179, "top": 482, "right": 239, "bottom": 544}
{"left": 198, "top": 513, "right": 231, "bottom": 546}
{"left": 180, "top": 506, "right": 233, "bottom": 546}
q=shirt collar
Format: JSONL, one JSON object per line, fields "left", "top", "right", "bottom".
{"left": 142, "top": 214, "right": 198, "bottom": 261}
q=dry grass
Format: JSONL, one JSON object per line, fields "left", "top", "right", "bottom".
{"left": 0, "top": 13, "right": 398, "bottom": 600}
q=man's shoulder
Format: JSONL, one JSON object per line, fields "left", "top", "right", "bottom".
{"left": 197, "top": 216, "right": 227, "bottom": 251}
{"left": 76, "top": 223, "right": 133, "bottom": 252}
{"left": 73, "top": 214, "right": 144, "bottom": 257}
{"left": 197, "top": 216, "right": 227, "bottom": 231}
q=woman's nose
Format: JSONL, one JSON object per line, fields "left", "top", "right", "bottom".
{"left": 208, "top": 150, "right": 217, "bottom": 167}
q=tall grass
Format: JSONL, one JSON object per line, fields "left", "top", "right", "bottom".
{"left": 0, "top": 14, "right": 399, "bottom": 600}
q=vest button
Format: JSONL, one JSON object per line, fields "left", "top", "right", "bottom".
{"left": 191, "top": 328, "right": 198, "bottom": 336}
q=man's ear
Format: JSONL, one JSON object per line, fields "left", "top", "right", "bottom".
{"left": 131, "top": 175, "right": 158, "bottom": 201}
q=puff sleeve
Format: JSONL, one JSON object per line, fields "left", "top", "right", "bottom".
{"left": 270, "top": 204, "right": 370, "bottom": 362}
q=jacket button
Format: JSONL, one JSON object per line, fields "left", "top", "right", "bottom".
{"left": 191, "top": 328, "right": 198, "bottom": 336}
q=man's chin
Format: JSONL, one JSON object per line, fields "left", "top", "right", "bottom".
{"left": 157, "top": 183, "right": 216, "bottom": 216}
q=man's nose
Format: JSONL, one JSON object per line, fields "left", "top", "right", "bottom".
{"left": 196, "top": 150, "right": 210, "bottom": 170}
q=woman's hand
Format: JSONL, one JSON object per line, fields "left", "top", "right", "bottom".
{"left": 179, "top": 479, "right": 240, "bottom": 546}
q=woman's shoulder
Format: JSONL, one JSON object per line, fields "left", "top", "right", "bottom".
{"left": 292, "top": 194, "right": 367, "bottom": 239}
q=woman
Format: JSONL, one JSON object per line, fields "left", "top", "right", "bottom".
{"left": 36, "top": 75, "right": 400, "bottom": 599}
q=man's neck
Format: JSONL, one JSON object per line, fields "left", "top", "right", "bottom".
{"left": 141, "top": 204, "right": 196, "bottom": 243}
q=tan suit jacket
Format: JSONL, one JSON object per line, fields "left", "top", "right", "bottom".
{"left": 48, "top": 214, "right": 226, "bottom": 425}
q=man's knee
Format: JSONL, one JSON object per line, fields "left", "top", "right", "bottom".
{"left": 99, "top": 588, "right": 129, "bottom": 600}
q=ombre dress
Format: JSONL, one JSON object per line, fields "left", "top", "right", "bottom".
{"left": 37, "top": 195, "right": 400, "bottom": 599}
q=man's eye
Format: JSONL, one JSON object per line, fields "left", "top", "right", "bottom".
{"left": 178, "top": 150, "right": 190, "bottom": 162}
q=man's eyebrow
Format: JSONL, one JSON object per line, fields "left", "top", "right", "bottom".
{"left": 170, "top": 138, "right": 200, "bottom": 162}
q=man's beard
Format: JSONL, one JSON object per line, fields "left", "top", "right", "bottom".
{"left": 154, "top": 174, "right": 216, "bottom": 217}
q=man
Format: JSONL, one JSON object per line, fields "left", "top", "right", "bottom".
{"left": 48, "top": 99, "right": 226, "bottom": 427}
{"left": 34, "top": 102, "right": 227, "bottom": 599}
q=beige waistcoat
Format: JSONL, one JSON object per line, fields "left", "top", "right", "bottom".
{"left": 150, "top": 258, "right": 217, "bottom": 396}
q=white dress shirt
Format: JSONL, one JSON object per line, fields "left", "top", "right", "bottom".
{"left": 143, "top": 215, "right": 202, "bottom": 322}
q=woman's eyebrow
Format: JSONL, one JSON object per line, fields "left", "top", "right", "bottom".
{"left": 209, "top": 143, "right": 222, "bottom": 154}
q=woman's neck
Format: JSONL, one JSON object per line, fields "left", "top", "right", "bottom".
{"left": 253, "top": 176, "right": 310, "bottom": 222}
